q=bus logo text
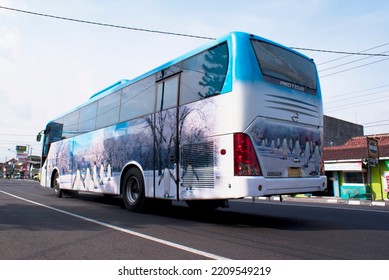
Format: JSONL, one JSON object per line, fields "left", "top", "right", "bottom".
{"left": 279, "top": 81, "right": 305, "bottom": 92}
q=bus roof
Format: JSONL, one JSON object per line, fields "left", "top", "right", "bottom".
{"left": 88, "top": 31, "right": 313, "bottom": 101}
{"left": 88, "top": 31, "right": 233, "bottom": 101}
{"left": 48, "top": 31, "right": 313, "bottom": 123}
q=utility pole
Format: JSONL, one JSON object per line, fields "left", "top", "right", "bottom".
{"left": 366, "top": 137, "right": 379, "bottom": 201}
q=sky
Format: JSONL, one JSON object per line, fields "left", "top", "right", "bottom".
{"left": 1, "top": 0, "right": 389, "bottom": 161}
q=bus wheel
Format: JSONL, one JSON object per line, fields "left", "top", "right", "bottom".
{"left": 122, "top": 168, "right": 146, "bottom": 212}
{"left": 53, "top": 173, "right": 62, "bottom": 198}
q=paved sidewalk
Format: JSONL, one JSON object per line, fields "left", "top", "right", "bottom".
{"left": 255, "top": 195, "right": 389, "bottom": 207}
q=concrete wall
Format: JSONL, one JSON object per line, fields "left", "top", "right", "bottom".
{"left": 324, "top": 115, "right": 364, "bottom": 147}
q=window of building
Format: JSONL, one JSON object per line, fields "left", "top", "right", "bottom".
{"left": 343, "top": 172, "right": 367, "bottom": 184}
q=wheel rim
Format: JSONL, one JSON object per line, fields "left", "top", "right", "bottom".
{"left": 126, "top": 176, "right": 140, "bottom": 204}
{"left": 54, "top": 177, "right": 60, "bottom": 194}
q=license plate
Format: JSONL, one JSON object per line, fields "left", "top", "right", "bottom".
{"left": 288, "top": 168, "right": 301, "bottom": 177}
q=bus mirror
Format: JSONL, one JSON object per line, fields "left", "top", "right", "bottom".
{"left": 36, "top": 130, "right": 45, "bottom": 142}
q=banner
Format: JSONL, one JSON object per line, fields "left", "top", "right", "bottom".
{"left": 16, "top": 145, "right": 28, "bottom": 159}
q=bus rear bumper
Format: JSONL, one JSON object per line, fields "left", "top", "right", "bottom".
{"left": 231, "top": 176, "right": 327, "bottom": 198}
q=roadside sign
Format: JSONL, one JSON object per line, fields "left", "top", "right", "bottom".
{"left": 367, "top": 137, "right": 379, "bottom": 167}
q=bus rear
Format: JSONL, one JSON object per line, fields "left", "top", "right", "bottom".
{"left": 229, "top": 33, "right": 326, "bottom": 198}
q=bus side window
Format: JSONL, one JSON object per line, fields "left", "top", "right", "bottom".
{"left": 156, "top": 75, "right": 179, "bottom": 111}
{"left": 63, "top": 111, "right": 79, "bottom": 138}
{"left": 48, "top": 121, "right": 64, "bottom": 143}
{"left": 96, "top": 90, "right": 121, "bottom": 129}
{"left": 180, "top": 43, "right": 228, "bottom": 105}
{"left": 120, "top": 76, "right": 155, "bottom": 122}
{"left": 78, "top": 102, "right": 97, "bottom": 133}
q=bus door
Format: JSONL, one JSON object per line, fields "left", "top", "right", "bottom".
{"left": 154, "top": 73, "right": 180, "bottom": 200}
{"left": 40, "top": 133, "right": 50, "bottom": 187}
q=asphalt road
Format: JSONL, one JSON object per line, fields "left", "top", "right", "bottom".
{"left": 1, "top": 178, "right": 389, "bottom": 260}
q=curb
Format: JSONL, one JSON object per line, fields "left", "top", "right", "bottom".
{"left": 253, "top": 196, "right": 389, "bottom": 207}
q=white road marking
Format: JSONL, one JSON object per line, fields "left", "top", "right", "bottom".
{"left": 0, "top": 190, "right": 230, "bottom": 260}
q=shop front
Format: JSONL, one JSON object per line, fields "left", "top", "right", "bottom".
{"left": 324, "top": 135, "right": 389, "bottom": 201}
{"left": 325, "top": 161, "right": 370, "bottom": 200}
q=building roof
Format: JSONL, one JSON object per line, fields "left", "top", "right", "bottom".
{"left": 324, "top": 134, "right": 389, "bottom": 161}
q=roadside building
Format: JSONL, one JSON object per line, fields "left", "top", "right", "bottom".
{"left": 3, "top": 158, "right": 20, "bottom": 178}
{"left": 26, "top": 155, "right": 41, "bottom": 179}
{"left": 324, "top": 134, "right": 389, "bottom": 201}
{"left": 2, "top": 156, "right": 41, "bottom": 179}
{"left": 324, "top": 115, "right": 364, "bottom": 147}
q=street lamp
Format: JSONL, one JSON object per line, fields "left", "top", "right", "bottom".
{"left": 7, "top": 148, "right": 16, "bottom": 160}
{"left": 6, "top": 149, "right": 16, "bottom": 178}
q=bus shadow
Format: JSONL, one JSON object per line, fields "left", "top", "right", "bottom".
{"left": 6, "top": 186, "right": 388, "bottom": 233}
{"left": 158, "top": 206, "right": 389, "bottom": 233}
{"left": 71, "top": 193, "right": 316, "bottom": 230}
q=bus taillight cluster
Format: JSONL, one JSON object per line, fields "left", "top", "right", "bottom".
{"left": 233, "top": 133, "right": 262, "bottom": 176}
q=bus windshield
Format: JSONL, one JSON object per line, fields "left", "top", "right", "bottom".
{"left": 251, "top": 39, "right": 317, "bottom": 94}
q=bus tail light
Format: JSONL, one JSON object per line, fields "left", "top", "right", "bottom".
{"left": 234, "top": 133, "right": 262, "bottom": 176}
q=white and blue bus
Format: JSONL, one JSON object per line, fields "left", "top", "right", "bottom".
{"left": 37, "top": 32, "right": 326, "bottom": 211}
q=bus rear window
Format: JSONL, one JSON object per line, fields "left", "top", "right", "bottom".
{"left": 251, "top": 40, "right": 317, "bottom": 94}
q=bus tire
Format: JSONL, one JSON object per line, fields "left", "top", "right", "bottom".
{"left": 122, "top": 167, "right": 146, "bottom": 212}
{"left": 53, "top": 172, "right": 62, "bottom": 198}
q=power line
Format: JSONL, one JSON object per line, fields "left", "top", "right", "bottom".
{"left": 325, "top": 95, "right": 389, "bottom": 112}
{"left": 319, "top": 50, "right": 389, "bottom": 72}
{"left": 364, "top": 123, "right": 389, "bottom": 128}
{"left": 320, "top": 57, "right": 389, "bottom": 78}
{"left": 317, "top": 43, "right": 389, "bottom": 65}
{"left": 317, "top": 45, "right": 389, "bottom": 77}
{"left": 0, "top": 5, "right": 215, "bottom": 40}
{"left": 363, "top": 119, "right": 389, "bottom": 125}
{"left": 326, "top": 95, "right": 389, "bottom": 110}
{"left": 324, "top": 85, "right": 389, "bottom": 114}
{"left": 0, "top": 133, "right": 36, "bottom": 137}
{"left": 324, "top": 85, "right": 389, "bottom": 108}
{"left": 360, "top": 120, "right": 389, "bottom": 129}
{"left": 293, "top": 47, "right": 389, "bottom": 57}
{"left": 2, "top": 5, "right": 389, "bottom": 58}
{"left": 325, "top": 84, "right": 389, "bottom": 101}
{"left": 325, "top": 89, "right": 389, "bottom": 104}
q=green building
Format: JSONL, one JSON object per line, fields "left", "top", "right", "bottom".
{"left": 324, "top": 134, "right": 389, "bottom": 201}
